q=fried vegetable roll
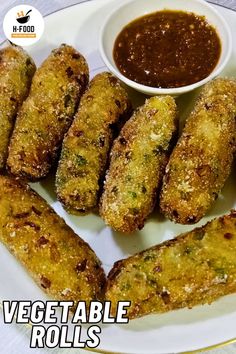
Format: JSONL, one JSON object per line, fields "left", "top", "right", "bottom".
{"left": 0, "top": 175, "right": 105, "bottom": 307}
{"left": 106, "top": 210, "right": 236, "bottom": 319}
{"left": 100, "top": 96, "right": 177, "bottom": 233}
{"left": 0, "top": 45, "right": 36, "bottom": 169}
{"left": 56, "top": 72, "right": 131, "bottom": 214}
{"left": 7, "top": 44, "right": 89, "bottom": 180}
{"left": 160, "top": 78, "right": 236, "bottom": 224}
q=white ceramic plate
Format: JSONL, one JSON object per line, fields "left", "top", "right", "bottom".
{"left": 1, "top": 0, "right": 236, "bottom": 353}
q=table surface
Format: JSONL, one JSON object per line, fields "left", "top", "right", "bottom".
{"left": 0, "top": 0, "right": 236, "bottom": 353}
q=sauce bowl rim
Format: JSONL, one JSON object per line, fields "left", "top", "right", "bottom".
{"left": 99, "top": 0, "right": 233, "bottom": 95}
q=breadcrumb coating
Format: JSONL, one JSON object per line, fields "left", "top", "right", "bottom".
{"left": 100, "top": 96, "right": 178, "bottom": 232}
{"left": 0, "top": 45, "right": 35, "bottom": 169}
{"left": 106, "top": 210, "right": 236, "bottom": 319}
{"left": 160, "top": 78, "right": 236, "bottom": 224}
{"left": 0, "top": 175, "right": 105, "bottom": 308}
{"left": 56, "top": 72, "right": 132, "bottom": 214}
{"left": 7, "top": 44, "right": 89, "bottom": 180}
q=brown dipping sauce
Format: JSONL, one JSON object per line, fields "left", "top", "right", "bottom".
{"left": 113, "top": 10, "right": 221, "bottom": 88}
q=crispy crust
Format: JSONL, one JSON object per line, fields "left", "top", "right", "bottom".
{"left": 0, "top": 46, "right": 36, "bottom": 169}
{"left": 106, "top": 210, "right": 236, "bottom": 318}
{"left": 160, "top": 78, "right": 236, "bottom": 224}
{"left": 7, "top": 44, "right": 89, "bottom": 181}
{"left": 0, "top": 175, "right": 105, "bottom": 308}
{"left": 56, "top": 72, "right": 132, "bottom": 215}
{"left": 99, "top": 96, "right": 178, "bottom": 232}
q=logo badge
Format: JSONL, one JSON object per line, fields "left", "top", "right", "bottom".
{"left": 3, "top": 5, "right": 44, "bottom": 46}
